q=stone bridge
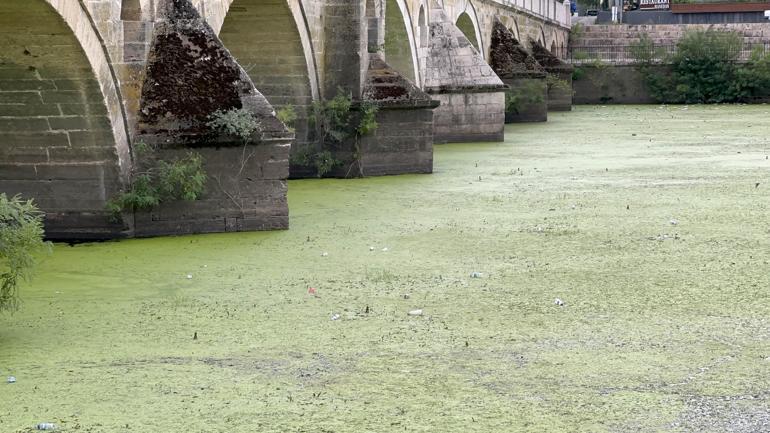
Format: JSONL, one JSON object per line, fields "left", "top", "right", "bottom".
{"left": 0, "top": 0, "right": 570, "bottom": 240}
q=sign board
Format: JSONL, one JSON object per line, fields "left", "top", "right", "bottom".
{"left": 639, "top": 0, "right": 670, "bottom": 10}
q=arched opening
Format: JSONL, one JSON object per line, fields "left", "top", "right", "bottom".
{"left": 0, "top": 0, "right": 122, "bottom": 234}
{"left": 551, "top": 40, "right": 557, "bottom": 56}
{"left": 508, "top": 19, "right": 521, "bottom": 42}
{"left": 383, "top": 0, "right": 418, "bottom": 83}
{"left": 367, "top": 0, "right": 384, "bottom": 53}
{"left": 455, "top": 12, "right": 480, "bottom": 52}
{"left": 219, "top": 0, "right": 315, "bottom": 143}
{"left": 121, "top": 0, "right": 142, "bottom": 20}
{"left": 417, "top": 5, "right": 428, "bottom": 48}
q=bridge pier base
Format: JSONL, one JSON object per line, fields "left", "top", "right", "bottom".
{"left": 424, "top": 7, "right": 506, "bottom": 144}
{"left": 124, "top": 0, "right": 292, "bottom": 238}
{"left": 358, "top": 54, "right": 438, "bottom": 176}
{"left": 530, "top": 40, "right": 574, "bottom": 112}
{"left": 490, "top": 19, "right": 548, "bottom": 124}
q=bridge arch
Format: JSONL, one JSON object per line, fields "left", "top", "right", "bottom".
{"left": 1, "top": 0, "right": 130, "bottom": 233}
{"left": 502, "top": 16, "right": 521, "bottom": 42}
{"left": 453, "top": 2, "right": 484, "bottom": 59}
{"left": 383, "top": 0, "right": 421, "bottom": 85}
{"left": 416, "top": 2, "right": 429, "bottom": 48}
{"left": 215, "top": 0, "right": 319, "bottom": 145}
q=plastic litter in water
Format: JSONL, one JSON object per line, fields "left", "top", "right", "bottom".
{"left": 331, "top": 313, "right": 340, "bottom": 321}
{"left": 408, "top": 309, "right": 423, "bottom": 316}
{"left": 7, "top": 376, "right": 16, "bottom": 384}
{"left": 307, "top": 287, "right": 317, "bottom": 296}
{"left": 36, "top": 423, "right": 57, "bottom": 430}
{"left": 554, "top": 298, "right": 565, "bottom": 306}
{"left": 186, "top": 274, "right": 193, "bottom": 279}
{"left": 381, "top": 247, "right": 388, "bottom": 252}
{"left": 321, "top": 252, "right": 329, "bottom": 257}
{"left": 470, "top": 272, "right": 482, "bottom": 278}
{"left": 670, "top": 219, "right": 679, "bottom": 226}
{"left": 369, "top": 246, "right": 375, "bottom": 251}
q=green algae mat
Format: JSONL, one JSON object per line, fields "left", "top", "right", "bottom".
{"left": 2, "top": 105, "right": 770, "bottom": 432}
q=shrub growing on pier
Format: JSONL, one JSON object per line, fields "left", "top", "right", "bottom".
{"left": 298, "top": 88, "right": 378, "bottom": 177}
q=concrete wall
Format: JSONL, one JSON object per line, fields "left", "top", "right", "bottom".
{"left": 572, "top": 65, "right": 655, "bottom": 104}
{"left": 571, "top": 23, "right": 770, "bottom": 53}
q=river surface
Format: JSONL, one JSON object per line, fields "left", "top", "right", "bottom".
{"left": 2, "top": 105, "right": 770, "bottom": 432}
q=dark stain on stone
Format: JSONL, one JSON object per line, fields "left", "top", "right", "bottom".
{"left": 489, "top": 20, "right": 544, "bottom": 78}
{"left": 529, "top": 39, "right": 573, "bottom": 71}
{"left": 138, "top": 0, "right": 251, "bottom": 137}
{"left": 363, "top": 54, "right": 437, "bottom": 109}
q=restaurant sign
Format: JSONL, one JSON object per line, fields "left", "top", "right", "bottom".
{"left": 639, "top": 0, "right": 670, "bottom": 10}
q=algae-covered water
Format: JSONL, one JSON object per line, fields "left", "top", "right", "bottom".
{"left": 2, "top": 105, "right": 770, "bottom": 432}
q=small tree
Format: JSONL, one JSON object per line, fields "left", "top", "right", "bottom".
{"left": 0, "top": 194, "right": 49, "bottom": 312}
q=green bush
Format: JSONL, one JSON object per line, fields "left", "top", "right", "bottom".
{"left": 0, "top": 194, "right": 49, "bottom": 312}
{"left": 107, "top": 144, "right": 206, "bottom": 218}
{"left": 301, "top": 88, "right": 379, "bottom": 177}
{"left": 505, "top": 81, "right": 545, "bottom": 114}
{"left": 632, "top": 30, "right": 770, "bottom": 103}
{"left": 276, "top": 106, "right": 298, "bottom": 132}
{"left": 207, "top": 108, "right": 260, "bottom": 143}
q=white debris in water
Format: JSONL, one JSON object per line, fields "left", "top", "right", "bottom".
{"left": 670, "top": 219, "right": 679, "bottom": 226}
{"left": 7, "top": 376, "right": 16, "bottom": 383}
{"left": 331, "top": 313, "right": 341, "bottom": 321}
{"left": 321, "top": 252, "right": 328, "bottom": 257}
{"left": 408, "top": 309, "right": 423, "bottom": 316}
{"left": 470, "top": 272, "right": 483, "bottom": 279}
{"left": 186, "top": 274, "right": 193, "bottom": 280}
{"left": 381, "top": 247, "right": 389, "bottom": 252}
{"left": 369, "top": 246, "right": 375, "bottom": 251}
{"left": 36, "top": 423, "right": 57, "bottom": 431}
{"left": 554, "top": 298, "right": 565, "bottom": 306}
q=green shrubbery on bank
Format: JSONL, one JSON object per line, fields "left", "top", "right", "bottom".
{"left": 631, "top": 30, "right": 770, "bottom": 103}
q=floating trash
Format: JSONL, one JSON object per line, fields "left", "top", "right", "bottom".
{"left": 381, "top": 247, "right": 389, "bottom": 252}
{"left": 331, "top": 313, "right": 340, "bottom": 321}
{"left": 321, "top": 252, "right": 329, "bottom": 257}
{"left": 36, "top": 423, "right": 57, "bottom": 431}
{"left": 470, "top": 272, "right": 482, "bottom": 279}
{"left": 554, "top": 298, "right": 565, "bottom": 306}
{"left": 408, "top": 309, "right": 423, "bottom": 316}
{"left": 403, "top": 294, "right": 410, "bottom": 300}
{"left": 307, "top": 287, "right": 317, "bottom": 296}
{"left": 7, "top": 376, "right": 16, "bottom": 384}
{"left": 186, "top": 274, "right": 193, "bottom": 279}
{"left": 670, "top": 219, "right": 679, "bottom": 226}
{"left": 369, "top": 246, "right": 375, "bottom": 251}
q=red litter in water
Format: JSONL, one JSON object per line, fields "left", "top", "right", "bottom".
{"left": 308, "top": 287, "right": 317, "bottom": 295}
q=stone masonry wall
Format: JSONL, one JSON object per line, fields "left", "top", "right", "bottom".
{"left": 0, "top": 0, "right": 126, "bottom": 239}
{"left": 425, "top": 6, "right": 506, "bottom": 143}
{"left": 432, "top": 92, "right": 506, "bottom": 143}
